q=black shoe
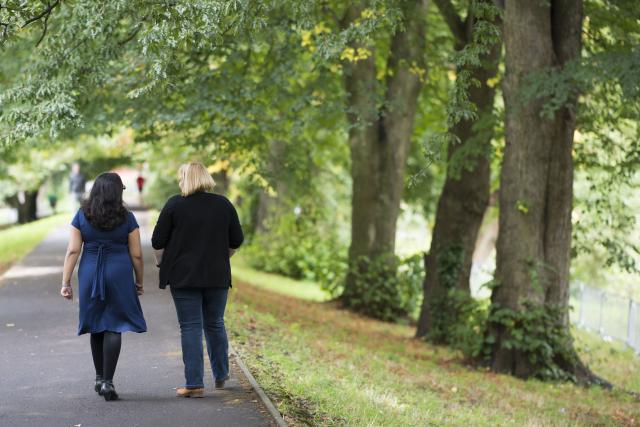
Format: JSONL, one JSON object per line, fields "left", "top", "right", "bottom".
{"left": 215, "top": 375, "right": 230, "bottom": 389}
{"left": 94, "top": 375, "right": 103, "bottom": 393}
{"left": 100, "top": 380, "right": 119, "bottom": 401}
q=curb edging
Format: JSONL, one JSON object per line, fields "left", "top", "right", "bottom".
{"left": 230, "top": 343, "right": 288, "bottom": 427}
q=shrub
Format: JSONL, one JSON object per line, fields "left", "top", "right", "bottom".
{"left": 243, "top": 211, "right": 347, "bottom": 295}
{"left": 483, "top": 301, "right": 578, "bottom": 380}
{"left": 422, "top": 244, "right": 488, "bottom": 357}
{"left": 341, "top": 253, "right": 424, "bottom": 322}
{"left": 426, "top": 288, "right": 488, "bottom": 357}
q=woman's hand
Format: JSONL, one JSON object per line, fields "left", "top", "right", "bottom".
{"left": 61, "top": 227, "right": 82, "bottom": 299}
{"left": 60, "top": 285, "right": 73, "bottom": 300}
{"left": 135, "top": 283, "right": 144, "bottom": 296}
{"left": 153, "top": 249, "right": 164, "bottom": 267}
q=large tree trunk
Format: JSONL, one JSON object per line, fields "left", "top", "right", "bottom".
{"left": 543, "top": 0, "right": 598, "bottom": 382}
{"left": 340, "top": 1, "right": 428, "bottom": 313}
{"left": 340, "top": 5, "right": 382, "bottom": 271}
{"left": 544, "top": 0, "right": 582, "bottom": 328}
{"left": 486, "top": 0, "right": 595, "bottom": 382}
{"left": 416, "top": 0, "right": 500, "bottom": 339}
{"left": 489, "top": 0, "right": 555, "bottom": 377}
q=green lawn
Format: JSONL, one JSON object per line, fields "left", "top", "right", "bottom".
{"left": 228, "top": 264, "right": 640, "bottom": 427}
{"left": 232, "top": 255, "right": 331, "bottom": 302}
{"left": 0, "top": 213, "right": 69, "bottom": 273}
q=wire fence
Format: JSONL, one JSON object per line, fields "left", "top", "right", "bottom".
{"left": 571, "top": 283, "right": 640, "bottom": 354}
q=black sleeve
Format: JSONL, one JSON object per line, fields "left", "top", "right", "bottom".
{"left": 151, "top": 197, "right": 175, "bottom": 249}
{"left": 228, "top": 201, "right": 244, "bottom": 249}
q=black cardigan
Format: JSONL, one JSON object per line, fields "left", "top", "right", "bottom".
{"left": 151, "top": 192, "right": 244, "bottom": 289}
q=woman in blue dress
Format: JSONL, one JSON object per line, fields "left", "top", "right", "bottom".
{"left": 60, "top": 172, "right": 147, "bottom": 401}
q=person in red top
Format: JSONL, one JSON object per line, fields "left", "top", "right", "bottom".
{"left": 136, "top": 175, "right": 145, "bottom": 193}
{"left": 136, "top": 174, "right": 145, "bottom": 206}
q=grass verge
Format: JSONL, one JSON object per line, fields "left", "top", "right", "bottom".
{"left": 228, "top": 266, "right": 640, "bottom": 426}
{"left": 0, "top": 213, "right": 69, "bottom": 276}
{"left": 232, "top": 255, "right": 331, "bottom": 302}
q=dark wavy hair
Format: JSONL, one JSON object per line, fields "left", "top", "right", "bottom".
{"left": 81, "top": 172, "right": 128, "bottom": 230}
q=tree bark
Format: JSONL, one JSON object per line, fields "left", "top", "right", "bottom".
{"left": 489, "top": 0, "right": 556, "bottom": 377}
{"left": 544, "top": 0, "right": 583, "bottom": 328}
{"left": 340, "top": 0, "right": 428, "bottom": 311}
{"left": 544, "top": 0, "right": 600, "bottom": 382}
{"left": 255, "top": 140, "right": 288, "bottom": 234}
{"left": 416, "top": 0, "right": 500, "bottom": 340}
{"left": 6, "top": 190, "right": 39, "bottom": 224}
{"left": 212, "top": 169, "right": 230, "bottom": 196}
{"left": 486, "top": 0, "right": 594, "bottom": 381}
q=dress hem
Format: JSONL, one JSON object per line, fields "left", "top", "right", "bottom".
{"left": 77, "top": 327, "right": 147, "bottom": 336}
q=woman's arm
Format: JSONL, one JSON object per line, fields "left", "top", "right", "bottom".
{"left": 61, "top": 227, "right": 83, "bottom": 300}
{"left": 228, "top": 201, "right": 244, "bottom": 250}
{"left": 151, "top": 197, "right": 175, "bottom": 250}
{"left": 128, "top": 228, "right": 144, "bottom": 295}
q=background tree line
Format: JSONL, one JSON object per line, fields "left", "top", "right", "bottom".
{"left": 1, "top": 0, "right": 639, "bottom": 384}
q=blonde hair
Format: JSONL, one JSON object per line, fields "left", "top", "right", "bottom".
{"left": 178, "top": 162, "right": 216, "bottom": 196}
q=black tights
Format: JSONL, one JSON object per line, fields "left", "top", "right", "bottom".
{"left": 90, "top": 332, "right": 122, "bottom": 381}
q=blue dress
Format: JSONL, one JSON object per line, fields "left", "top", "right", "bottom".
{"left": 72, "top": 210, "right": 147, "bottom": 335}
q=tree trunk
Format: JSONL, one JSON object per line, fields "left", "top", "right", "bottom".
{"left": 486, "top": 0, "right": 595, "bottom": 382}
{"left": 544, "top": 0, "right": 600, "bottom": 382}
{"left": 416, "top": 0, "right": 500, "bottom": 340}
{"left": 489, "top": 0, "right": 556, "bottom": 377}
{"left": 340, "top": 1, "right": 428, "bottom": 314}
{"left": 212, "top": 169, "right": 230, "bottom": 196}
{"left": 7, "top": 190, "right": 39, "bottom": 224}
{"left": 255, "top": 140, "right": 288, "bottom": 234}
{"left": 544, "top": 0, "right": 582, "bottom": 328}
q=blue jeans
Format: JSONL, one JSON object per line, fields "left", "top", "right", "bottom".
{"left": 170, "top": 287, "right": 229, "bottom": 388}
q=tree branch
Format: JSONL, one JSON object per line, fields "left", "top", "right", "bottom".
{"left": 433, "top": 0, "right": 467, "bottom": 43}
{"left": 118, "top": 23, "right": 143, "bottom": 46}
{"left": 320, "top": 0, "right": 341, "bottom": 27}
{"left": 21, "top": 0, "right": 60, "bottom": 29}
{"left": 383, "top": 0, "right": 428, "bottom": 105}
{"left": 35, "top": 5, "right": 52, "bottom": 46}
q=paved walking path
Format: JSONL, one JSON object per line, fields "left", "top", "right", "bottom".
{"left": 0, "top": 211, "right": 275, "bottom": 427}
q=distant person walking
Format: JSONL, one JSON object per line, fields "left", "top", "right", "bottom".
{"left": 69, "top": 162, "right": 87, "bottom": 209}
{"left": 136, "top": 173, "right": 146, "bottom": 206}
{"left": 152, "top": 162, "right": 243, "bottom": 398}
{"left": 136, "top": 174, "right": 145, "bottom": 194}
{"left": 60, "top": 172, "right": 147, "bottom": 401}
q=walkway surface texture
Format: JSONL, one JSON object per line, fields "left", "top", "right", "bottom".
{"left": 0, "top": 211, "right": 275, "bottom": 427}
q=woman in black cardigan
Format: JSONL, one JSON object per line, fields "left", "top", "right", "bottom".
{"left": 151, "top": 162, "right": 244, "bottom": 398}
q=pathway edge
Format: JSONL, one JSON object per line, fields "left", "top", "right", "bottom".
{"left": 229, "top": 343, "right": 288, "bottom": 427}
